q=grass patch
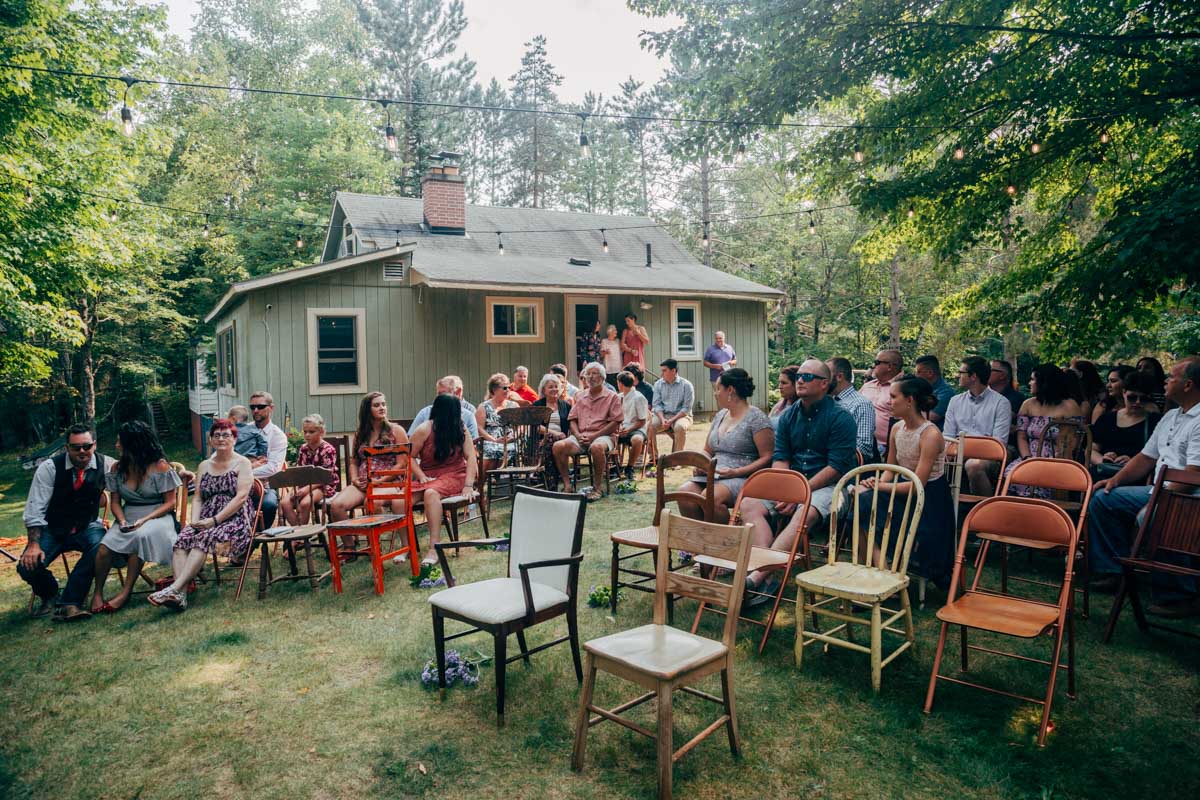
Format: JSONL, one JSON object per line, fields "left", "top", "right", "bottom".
{"left": 0, "top": 424, "right": 1197, "bottom": 799}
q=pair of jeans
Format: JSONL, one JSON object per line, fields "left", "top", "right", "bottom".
{"left": 1088, "top": 485, "right": 1195, "bottom": 603}
{"left": 258, "top": 487, "right": 278, "bottom": 529}
{"left": 16, "top": 522, "right": 106, "bottom": 607}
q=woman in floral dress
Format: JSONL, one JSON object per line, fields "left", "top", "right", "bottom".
{"left": 1004, "top": 365, "right": 1084, "bottom": 498}
{"left": 149, "top": 419, "right": 253, "bottom": 611}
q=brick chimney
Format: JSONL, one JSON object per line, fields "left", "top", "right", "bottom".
{"left": 421, "top": 151, "right": 465, "bottom": 234}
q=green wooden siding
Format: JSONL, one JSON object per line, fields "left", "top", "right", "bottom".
{"left": 215, "top": 261, "right": 771, "bottom": 432}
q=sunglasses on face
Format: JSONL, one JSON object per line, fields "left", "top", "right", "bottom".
{"left": 67, "top": 442, "right": 95, "bottom": 452}
{"left": 248, "top": 404, "right": 270, "bottom": 411}
{"left": 874, "top": 360, "right": 897, "bottom": 367}
{"left": 797, "top": 372, "right": 827, "bottom": 383}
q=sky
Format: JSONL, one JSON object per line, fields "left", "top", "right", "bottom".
{"left": 157, "top": 0, "right": 676, "bottom": 102}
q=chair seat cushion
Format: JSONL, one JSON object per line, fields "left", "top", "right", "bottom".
{"left": 795, "top": 562, "right": 908, "bottom": 603}
{"left": 327, "top": 514, "right": 403, "bottom": 530}
{"left": 697, "top": 546, "right": 792, "bottom": 573}
{"left": 428, "top": 577, "right": 568, "bottom": 625}
{"left": 584, "top": 624, "right": 727, "bottom": 680}
{"left": 935, "top": 592, "right": 1060, "bottom": 637}
{"left": 611, "top": 525, "right": 659, "bottom": 548}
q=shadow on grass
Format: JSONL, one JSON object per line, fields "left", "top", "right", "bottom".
{"left": 374, "top": 742, "right": 472, "bottom": 800}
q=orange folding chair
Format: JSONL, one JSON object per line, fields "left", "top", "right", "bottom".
{"left": 326, "top": 443, "right": 419, "bottom": 594}
{"left": 691, "top": 468, "right": 811, "bottom": 653}
{"left": 924, "top": 496, "right": 1078, "bottom": 747}
{"left": 954, "top": 435, "right": 1008, "bottom": 513}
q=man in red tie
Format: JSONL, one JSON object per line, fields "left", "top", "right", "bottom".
{"left": 19, "top": 424, "right": 112, "bottom": 621}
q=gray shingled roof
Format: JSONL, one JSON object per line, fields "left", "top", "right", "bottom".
{"left": 332, "top": 191, "right": 783, "bottom": 300}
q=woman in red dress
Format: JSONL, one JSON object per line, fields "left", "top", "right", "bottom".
{"left": 409, "top": 394, "right": 478, "bottom": 565}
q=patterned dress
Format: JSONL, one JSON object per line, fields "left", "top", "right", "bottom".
{"left": 174, "top": 468, "right": 253, "bottom": 559}
{"left": 417, "top": 431, "right": 468, "bottom": 497}
{"left": 297, "top": 440, "right": 340, "bottom": 492}
{"left": 577, "top": 330, "right": 601, "bottom": 371}
{"left": 1004, "top": 414, "right": 1086, "bottom": 498}
{"left": 480, "top": 399, "right": 516, "bottom": 461}
{"left": 356, "top": 426, "right": 399, "bottom": 477}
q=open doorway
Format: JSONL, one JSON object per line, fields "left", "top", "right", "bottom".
{"left": 564, "top": 296, "right": 608, "bottom": 380}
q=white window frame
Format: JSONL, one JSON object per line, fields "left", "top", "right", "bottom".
{"left": 670, "top": 300, "right": 702, "bottom": 360}
{"left": 485, "top": 296, "right": 545, "bottom": 344}
{"left": 342, "top": 222, "right": 356, "bottom": 257}
{"left": 215, "top": 321, "right": 237, "bottom": 395}
{"left": 306, "top": 307, "right": 367, "bottom": 395}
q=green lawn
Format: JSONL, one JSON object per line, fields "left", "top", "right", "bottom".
{"left": 0, "top": 428, "right": 1196, "bottom": 800}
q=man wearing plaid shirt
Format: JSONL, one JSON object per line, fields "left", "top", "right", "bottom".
{"left": 827, "top": 357, "right": 878, "bottom": 463}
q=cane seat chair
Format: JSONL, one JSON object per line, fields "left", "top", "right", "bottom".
{"left": 572, "top": 511, "right": 754, "bottom": 800}
{"left": 794, "top": 464, "right": 925, "bottom": 692}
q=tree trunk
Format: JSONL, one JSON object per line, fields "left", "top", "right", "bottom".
{"left": 888, "top": 256, "right": 902, "bottom": 348}
{"left": 76, "top": 298, "right": 96, "bottom": 428}
{"left": 700, "top": 145, "right": 712, "bottom": 268}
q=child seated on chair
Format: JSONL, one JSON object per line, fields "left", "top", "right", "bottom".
{"left": 279, "top": 414, "right": 340, "bottom": 526}
{"left": 615, "top": 371, "right": 649, "bottom": 481}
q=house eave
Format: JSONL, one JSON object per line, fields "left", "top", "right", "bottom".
{"left": 408, "top": 270, "right": 782, "bottom": 302}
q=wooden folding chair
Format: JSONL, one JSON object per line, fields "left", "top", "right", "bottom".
{"left": 924, "top": 496, "right": 1078, "bottom": 747}
{"left": 326, "top": 443, "right": 419, "bottom": 594}
{"left": 572, "top": 511, "right": 754, "bottom": 800}
{"left": 609, "top": 451, "right": 716, "bottom": 619}
{"left": 235, "top": 466, "right": 335, "bottom": 601}
{"left": 795, "top": 464, "right": 925, "bottom": 692}
{"left": 991, "top": 458, "right": 1093, "bottom": 611}
{"left": 1103, "top": 467, "right": 1200, "bottom": 643}
{"left": 321, "top": 434, "right": 353, "bottom": 520}
{"left": 691, "top": 469, "right": 812, "bottom": 653}
{"left": 485, "top": 406, "right": 552, "bottom": 519}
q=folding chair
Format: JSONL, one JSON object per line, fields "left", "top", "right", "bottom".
{"left": 795, "top": 464, "right": 924, "bottom": 692}
{"left": 429, "top": 486, "right": 587, "bottom": 726}
{"left": 326, "top": 443, "right": 419, "bottom": 594}
{"left": 956, "top": 435, "right": 1008, "bottom": 514}
{"left": 235, "top": 466, "right": 335, "bottom": 600}
{"left": 1103, "top": 467, "right": 1200, "bottom": 643}
{"left": 572, "top": 511, "right": 754, "bottom": 800}
{"left": 609, "top": 451, "right": 716, "bottom": 618}
{"left": 690, "top": 468, "right": 812, "bottom": 653}
{"left": 924, "top": 496, "right": 1078, "bottom": 747}
{"left": 485, "top": 406, "right": 552, "bottom": 519}
{"left": 992, "top": 458, "right": 1093, "bottom": 612}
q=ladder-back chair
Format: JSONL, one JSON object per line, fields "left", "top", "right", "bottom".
{"left": 485, "top": 406, "right": 553, "bottom": 519}
{"left": 572, "top": 511, "right": 754, "bottom": 800}
{"left": 795, "top": 464, "right": 925, "bottom": 692}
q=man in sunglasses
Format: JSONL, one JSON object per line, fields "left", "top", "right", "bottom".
{"left": 860, "top": 349, "right": 904, "bottom": 458}
{"left": 739, "top": 359, "right": 856, "bottom": 599}
{"left": 19, "top": 424, "right": 113, "bottom": 621}
{"left": 248, "top": 391, "right": 287, "bottom": 529}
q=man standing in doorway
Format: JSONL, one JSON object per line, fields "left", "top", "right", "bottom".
{"left": 248, "top": 391, "right": 287, "bottom": 529}
{"left": 702, "top": 331, "right": 737, "bottom": 396}
{"left": 621, "top": 313, "right": 650, "bottom": 369}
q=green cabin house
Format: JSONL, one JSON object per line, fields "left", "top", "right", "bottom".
{"left": 197, "top": 156, "right": 782, "bottom": 438}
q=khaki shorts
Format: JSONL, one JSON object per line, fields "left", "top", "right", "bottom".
{"left": 564, "top": 435, "right": 615, "bottom": 453}
{"left": 653, "top": 413, "right": 693, "bottom": 434}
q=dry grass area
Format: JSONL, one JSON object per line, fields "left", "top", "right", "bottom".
{"left": 0, "top": 427, "right": 1197, "bottom": 799}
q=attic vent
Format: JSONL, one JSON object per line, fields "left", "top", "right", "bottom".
{"left": 382, "top": 261, "right": 406, "bottom": 281}
{"left": 568, "top": 257, "right": 591, "bottom": 266}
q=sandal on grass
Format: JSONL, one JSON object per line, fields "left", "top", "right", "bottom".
{"left": 583, "top": 489, "right": 604, "bottom": 502}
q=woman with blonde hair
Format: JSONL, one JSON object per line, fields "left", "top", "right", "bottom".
{"left": 280, "top": 413, "right": 340, "bottom": 525}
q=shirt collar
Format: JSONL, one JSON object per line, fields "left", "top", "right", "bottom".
{"left": 967, "top": 387, "right": 994, "bottom": 404}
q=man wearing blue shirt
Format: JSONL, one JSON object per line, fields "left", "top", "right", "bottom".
{"left": 702, "top": 330, "right": 737, "bottom": 396}
{"left": 915, "top": 355, "right": 955, "bottom": 429}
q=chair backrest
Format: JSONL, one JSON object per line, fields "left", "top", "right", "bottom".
{"left": 955, "top": 496, "right": 1077, "bottom": 597}
{"left": 250, "top": 478, "right": 267, "bottom": 532}
{"left": 653, "top": 450, "right": 717, "bottom": 525}
{"left": 324, "top": 435, "right": 351, "bottom": 494}
{"left": 830, "top": 463, "right": 926, "bottom": 575}
{"left": 656, "top": 510, "right": 753, "bottom": 646}
{"left": 507, "top": 486, "right": 587, "bottom": 594}
{"left": 1001, "top": 457, "right": 1093, "bottom": 531}
{"left": 1132, "top": 468, "right": 1200, "bottom": 564}
{"left": 943, "top": 436, "right": 965, "bottom": 518}
{"left": 269, "top": 466, "right": 336, "bottom": 525}
{"left": 730, "top": 468, "right": 810, "bottom": 523}
{"left": 498, "top": 406, "right": 553, "bottom": 467}
{"left": 170, "top": 462, "right": 192, "bottom": 526}
{"left": 1046, "top": 419, "right": 1092, "bottom": 467}
{"left": 363, "top": 443, "right": 413, "bottom": 515}
{"left": 962, "top": 434, "right": 1008, "bottom": 466}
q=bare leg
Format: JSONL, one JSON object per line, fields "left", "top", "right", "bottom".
{"left": 749, "top": 506, "right": 819, "bottom": 585}
{"left": 279, "top": 493, "right": 297, "bottom": 526}
{"left": 169, "top": 548, "right": 210, "bottom": 593}
{"left": 91, "top": 543, "right": 114, "bottom": 612}
{"left": 110, "top": 554, "right": 141, "bottom": 610}
{"left": 965, "top": 459, "right": 994, "bottom": 497}
{"left": 423, "top": 489, "right": 444, "bottom": 563}
{"left": 589, "top": 442, "right": 608, "bottom": 493}
{"left": 739, "top": 501, "right": 777, "bottom": 548}
{"left": 552, "top": 440, "right": 578, "bottom": 491}
{"left": 675, "top": 481, "right": 705, "bottom": 519}
{"left": 627, "top": 436, "right": 644, "bottom": 470}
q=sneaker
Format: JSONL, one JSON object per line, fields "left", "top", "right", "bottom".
{"left": 160, "top": 588, "right": 187, "bottom": 611}
{"left": 745, "top": 578, "right": 780, "bottom": 609}
{"left": 624, "top": 466, "right": 634, "bottom": 481}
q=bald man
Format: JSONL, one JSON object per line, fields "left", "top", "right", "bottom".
{"left": 739, "top": 358, "right": 857, "bottom": 604}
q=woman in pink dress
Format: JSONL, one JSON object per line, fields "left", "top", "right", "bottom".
{"left": 410, "top": 394, "right": 478, "bottom": 565}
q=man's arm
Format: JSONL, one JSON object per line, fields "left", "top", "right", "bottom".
{"left": 824, "top": 414, "right": 858, "bottom": 484}
{"left": 1097, "top": 452, "right": 1156, "bottom": 492}
{"left": 254, "top": 427, "right": 286, "bottom": 478}
{"left": 407, "top": 407, "right": 430, "bottom": 438}
{"left": 651, "top": 382, "right": 664, "bottom": 415}
{"left": 463, "top": 409, "right": 479, "bottom": 439}
{"left": 990, "top": 397, "right": 1011, "bottom": 441}
{"left": 942, "top": 397, "right": 960, "bottom": 439}
{"left": 20, "top": 459, "right": 57, "bottom": 562}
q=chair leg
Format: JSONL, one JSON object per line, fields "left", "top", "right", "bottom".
{"left": 233, "top": 540, "right": 257, "bottom": 601}
{"left": 870, "top": 602, "right": 883, "bottom": 693}
{"left": 1126, "top": 571, "right": 1150, "bottom": 632}
{"left": 571, "top": 654, "right": 597, "bottom": 772}
{"left": 794, "top": 588, "right": 807, "bottom": 668}
{"left": 758, "top": 560, "right": 795, "bottom": 654}
{"left": 900, "top": 585, "right": 915, "bottom": 643}
{"left": 516, "top": 630, "right": 531, "bottom": 666}
{"left": 257, "top": 545, "right": 270, "bottom": 600}
{"left": 960, "top": 627, "right": 969, "bottom": 671}
{"left": 1102, "top": 572, "right": 1130, "bottom": 643}
{"left": 406, "top": 520, "right": 420, "bottom": 578}
{"left": 923, "top": 622, "right": 951, "bottom": 714}
{"left": 433, "top": 609, "right": 447, "bottom": 698}
{"left": 303, "top": 540, "right": 318, "bottom": 591}
{"left": 720, "top": 665, "right": 740, "bottom": 757}
{"left": 656, "top": 682, "right": 674, "bottom": 800}
{"left": 1036, "top": 624, "right": 1068, "bottom": 747}
{"left": 494, "top": 631, "right": 508, "bottom": 728}
{"left": 328, "top": 534, "right": 344, "bottom": 593}
{"left": 368, "top": 534, "right": 384, "bottom": 595}
{"left": 1066, "top": 611, "right": 1076, "bottom": 699}
{"left": 610, "top": 542, "right": 620, "bottom": 614}
{"left": 1000, "top": 544, "right": 1009, "bottom": 594}
{"left": 566, "top": 605, "right": 583, "bottom": 683}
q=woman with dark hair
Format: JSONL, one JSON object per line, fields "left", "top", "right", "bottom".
{"left": 1070, "top": 359, "right": 1105, "bottom": 418}
{"left": 1093, "top": 365, "right": 1138, "bottom": 423}
{"left": 856, "top": 376, "right": 955, "bottom": 588}
{"left": 330, "top": 392, "right": 409, "bottom": 523}
{"left": 768, "top": 365, "right": 802, "bottom": 428}
{"left": 1090, "top": 372, "right": 1162, "bottom": 477}
{"left": 410, "top": 394, "right": 478, "bottom": 565}
{"left": 148, "top": 419, "right": 253, "bottom": 611}
{"left": 90, "top": 421, "right": 182, "bottom": 613}
{"left": 1137, "top": 356, "right": 1168, "bottom": 409}
{"left": 678, "top": 368, "right": 773, "bottom": 524}
{"left": 576, "top": 319, "right": 602, "bottom": 372}
{"left": 1062, "top": 368, "right": 1090, "bottom": 420}
{"left": 1003, "top": 365, "right": 1084, "bottom": 498}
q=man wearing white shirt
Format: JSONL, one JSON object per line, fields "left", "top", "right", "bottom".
{"left": 1089, "top": 357, "right": 1200, "bottom": 617}
{"left": 943, "top": 356, "right": 1012, "bottom": 497}
{"left": 249, "top": 391, "right": 287, "bottom": 528}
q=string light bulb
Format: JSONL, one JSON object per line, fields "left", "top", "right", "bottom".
{"left": 907, "top": 205, "right": 915, "bottom": 219}
{"left": 109, "top": 208, "right": 119, "bottom": 222}
{"left": 1006, "top": 176, "right": 1017, "bottom": 197}
{"left": 577, "top": 113, "right": 591, "bottom": 159}
{"left": 807, "top": 211, "right": 816, "bottom": 235}
{"left": 24, "top": 185, "right": 33, "bottom": 202}
{"left": 1099, "top": 129, "right": 1110, "bottom": 144}
{"left": 853, "top": 126, "right": 864, "bottom": 163}
{"left": 1030, "top": 138, "right": 1041, "bottom": 155}
{"left": 953, "top": 143, "right": 965, "bottom": 160}
{"left": 119, "top": 77, "right": 137, "bottom": 137}
{"left": 600, "top": 229, "right": 608, "bottom": 254}
{"left": 701, "top": 221, "right": 710, "bottom": 249}
{"left": 381, "top": 100, "right": 397, "bottom": 153}
{"left": 202, "top": 215, "right": 210, "bottom": 238}
{"left": 295, "top": 229, "right": 304, "bottom": 250}
{"left": 496, "top": 231, "right": 504, "bottom": 256}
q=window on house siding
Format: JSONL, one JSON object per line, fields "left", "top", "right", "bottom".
{"left": 485, "top": 296, "right": 545, "bottom": 343}
{"left": 343, "top": 222, "right": 356, "bottom": 256}
{"left": 306, "top": 308, "right": 367, "bottom": 394}
{"left": 216, "top": 322, "right": 237, "bottom": 390}
{"left": 670, "top": 301, "right": 702, "bottom": 359}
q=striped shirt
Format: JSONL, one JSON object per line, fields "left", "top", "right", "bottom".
{"left": 833, "top": 385, "right": 878, "bottom": 461}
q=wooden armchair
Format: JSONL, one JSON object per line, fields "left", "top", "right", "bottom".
{"left": 429, "top": 486, "right": 587, "bottom": 726}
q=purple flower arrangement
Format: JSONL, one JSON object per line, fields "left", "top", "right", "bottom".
{"left": 421, "top": 649, "right": 482, "bottom": 688}
{"left": 410, "top": 562, "right": 446, "bottom": 589}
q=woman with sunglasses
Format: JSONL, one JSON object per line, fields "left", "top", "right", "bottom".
{"left": 148, "top": 419, "right": 253, "bottom": 611}
{"left": 475, "top": 374, "right": 517, "bottom": 509}
{"left": 1090, "top": 372, "right": 1162, "bottom": 478}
